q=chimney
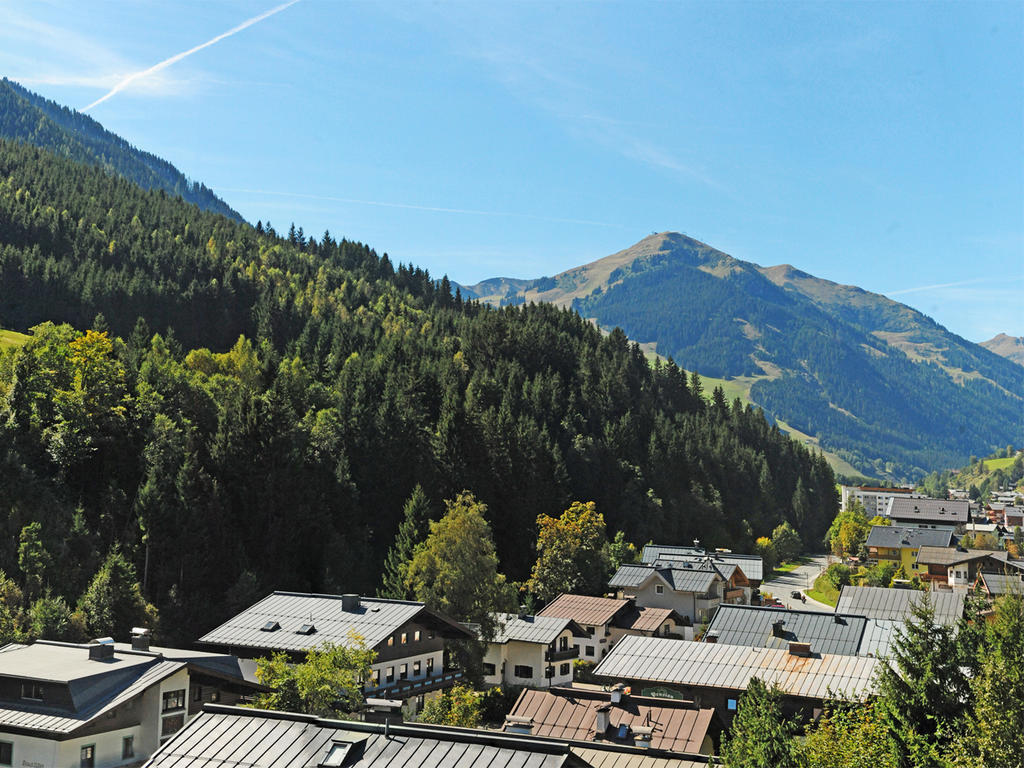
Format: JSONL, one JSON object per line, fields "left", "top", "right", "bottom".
{"left": 788, "top": 641, "right": 812, "bottom": 657}
{"left": 504, "top": 715, "right": 533, "bottom": 734}
{"left": 595, "top": 704, "right": 612, "bottom": 735}
{"left": 610, "top": 682, "right": 627, "bottom": 704}
{"left": 89, "top": 638, "right": 115, "bottom": 661}
{"left": 632, "top": 724, "right": 654, "bottom": 748}
{"left": 771, "top": 620, "right": 785, "bottom": 638}
{"left": 130, "top": 627, "right": 151, "bottom": 651}
{"left": 341, "top": 594, "right": 361, "bottom": 611}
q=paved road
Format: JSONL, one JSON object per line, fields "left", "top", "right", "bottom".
{"left": 759, "top": 554, "right": 833, "bottom": 612}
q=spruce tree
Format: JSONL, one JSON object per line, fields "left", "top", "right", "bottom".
{"left": 378, "top": 485, "right": 433, "bottom": 600}
{"left": 875, "top": 591, "right": 971, "bottom": 767}
{"left": 721, "top": 677, "right": 799, "bottom": 768}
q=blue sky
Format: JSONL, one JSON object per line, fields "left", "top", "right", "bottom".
{"left": 2, "top": 0, "right": 1021, "bottom": 341}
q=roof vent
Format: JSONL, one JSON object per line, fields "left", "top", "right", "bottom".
{"left": 505, "top": 715, "right": 534, "bottom": 734}
{"left": 788, "top": 641, "right": 812, "bottom": 657}
{"left": 341, "top": 594, "right": 361, "bottom": 611}
{"left": 89, "top": 639, "right": 115, "bottom": 661}
{"left": 705, "top": 631, "right": 718, "bottom": 644}
{"left": 771, "top": 620, "right": 785, "bottom": 638}
{"left": 131, "top": 627, "right": 151, "bottom": 651}
{"left": 297, "top": 623, "right": 316, "bottom": 635}
{"left": 260, "top": 620, "right": 281, "bottom": 632}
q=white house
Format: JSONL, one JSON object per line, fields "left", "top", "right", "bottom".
{"left": 481, "top": 613, "right": 584, "bottom": 689}
{"left": 0, "top": 633, "right": 260, "bottom": 768}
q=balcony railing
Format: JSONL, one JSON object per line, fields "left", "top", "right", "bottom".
{"left": 546, "top": 646, "right": 580, "bottom": 662}
{"left": 364, "top": 671, "right": 463, "bottom": 700}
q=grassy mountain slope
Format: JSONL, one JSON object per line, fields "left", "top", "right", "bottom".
{"left": 462, "top": 233, "right": 1024, "bottom": 480}
{"left": 0, "top": 78, "right": 241, "bottom": 221}
{"left": 981, "top": 334, "right": 1024, "bottom": 366}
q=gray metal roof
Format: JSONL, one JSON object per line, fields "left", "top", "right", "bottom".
{"left": 571, "top": 747, "right": 710, "bottom": 768}
{"left": 0, "top": 655, "right": 183, "bottom": 735}
{"left": 865, "top": 526, "right": 954, "bottom": 549}
{"left": 857, "top": 620, "right": 901, "bottom": 658}
{"left": 834, "top": 586, "right": 965, "bottom": 625}
{"left": 609, "top": 565, "right": 718, "bottom": 595}
{"left": 704, "top": 606, "right": 868, "bottom": 656}
{"left": 641, "top": 546, "right": 764, "bottom": 582}
{"left": 916, "top": 546, "right": 1008, "bottom": 567}
{"left": 142, "top": 707, "right": 580, "bottom": 768}
{"left": 977, "top": 571, "right": 1024, "bottom": 596}
{"left": 198, "top": 592, "right": 472, "bottom": 654}
{"left": 593, "top": 635, "right": 879, "bottom": 702}
{"left": 490, "top": 613, "right": 576, "bottom": 645}
{"left": 886, "top": 498, "right": 969, "bottom": 524}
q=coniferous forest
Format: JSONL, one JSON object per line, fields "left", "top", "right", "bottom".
{"left": 0, "top": 139, "right": 836, "bottom": 643}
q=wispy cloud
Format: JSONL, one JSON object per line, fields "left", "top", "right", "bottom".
{"left": 887, "top": 275, "right": 1024, "bottom": 297}
{"left": 222, "top": 187, "right": 620, "bottom": 228}
{"left": 82, "top": 0, "right": 300, "bottom": 111}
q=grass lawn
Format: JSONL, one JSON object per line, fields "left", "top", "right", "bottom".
{"left": 0, "top": 329, "right": 30, "bottom": 350}
{"left": 984, "top": 456, "right": 1017, "bottom": 471}
{"left": 774, "top": 561, "right": 802, "bottom": 573}
{"left": 805, "top": 573, "right": 839, "bottom": 606}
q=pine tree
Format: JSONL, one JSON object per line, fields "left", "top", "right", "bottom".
{"left": 379, "top": 485, "right": 433, "bottom": 600}
{"left": 876, "top": 591, "right": 971, "bottom": 766}
{"left": 721, "top": 677, "right": 799, "bottom": 768}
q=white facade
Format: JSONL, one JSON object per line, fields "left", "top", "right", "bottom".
{"left": 482, "top": 627, "right": 577, "bottom": 689}
{"left": 369, "top": 649, "right": 445, "bottom": 689}
{"left": 841, "top": 486, "right": 923, "bottom": 516}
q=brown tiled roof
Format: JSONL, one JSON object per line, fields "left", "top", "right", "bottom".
{"left": 619, "top": 606, "right": 680, "bottom": 633}
{"left": 538, "top": 594, "right": 631, "bottom": 627}
{"left": 506, "top": 687, "right": 716, "bottom": 754}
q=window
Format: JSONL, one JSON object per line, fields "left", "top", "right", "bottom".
{"left": 514, "top": 665, "right": 534, "bottom": 679}
{"left": 371, "top": 670, "right": 380, "bottom": 687}
{"left": 193, "top": 685, "right": 203, "bottom": 702}
{"left": 20, "top": 682, "right": 43, "bottom": 701}
{"left": 80, "top": 745, "right": 95, "bottom": 768}
{"left": 558, "top": 635, "right": 568, "bottom": 651}
{"left": 386, "top": 667, "right": 394, "bottom": 683}
{"left": 400, "top": 632, "right": 408, "bottom": 644}
{"left": 413, "top": 630, "right": 421, "bottom": 642}
{"left": 663, "top": 623, "right": 672, "bottom": 635}
{"left": 559, "top": 663, "right": 570, "bottom": 676}
{"left": 413, "top": 660, "right": 421, "bottom": 676}
{"left": 387, "top": 635, "right": 394, "bottom": 647}
{"left": 585, "top": 646, "right": 595, "bottom": 657}
{"left": 399, "top": 663, "right": 408, "bottom": 680}
{"left": 162, "top": 713, "right": 185, "bottom": 737}
{"left": 426, "top": 657, "right": 434, "bottom": 674}
{"left": 211, "top": 689, "right": 220, "bottom": 703}
{"left": 655, "top": 585, "right": 665, "bottom": 594}
{"left": 321, "top": 742, "right": 355, "bottom": 767}
{"left": 727, "top": 698, "right": 738, "bottom": 711}
{"left": 162, "top": 689, "right": 185, "bottom": 712}
{"left": 122, "top": 736, "right": 135, "bottom": 760}
{"left": 482, "top": 662, "right": 497, "bottom": 676}
{"left": 0, "top": 741, "right": 11, "bottom": 767}
{"left": 545, "top": 665, "right": 555, "bottom": 678}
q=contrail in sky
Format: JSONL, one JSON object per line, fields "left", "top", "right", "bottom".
{"left": 221, "top": 187, "right": 622, "bottom": 228}
{"left": 82, "top": 0, "right": 300, "bottom": 111}
{"left": 886, "top": 277, "right": 995, "bottom": 296}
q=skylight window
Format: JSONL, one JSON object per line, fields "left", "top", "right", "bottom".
{"left": 260, "top": 620, "right": 280, "bottom": 632}
{"left": 297, "top": 623, "right": 316, "bottom": 635}
{"left": 319, "top": 741, "right": 354, "bottom": 767}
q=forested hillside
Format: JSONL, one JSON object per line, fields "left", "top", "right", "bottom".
{"left": 0, "top": 140, "right": 836, "bottom": 643}
{"left": 0, "top": 78, "right": 241, "bottom": 221}
{"left": 464, "top": 233, "right": 1024, "bottom": 479}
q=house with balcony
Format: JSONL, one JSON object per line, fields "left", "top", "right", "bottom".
{"left": 865, "top": 525, "right": 954, "bottom": 574}
{"left": 608, "top": 560, "right": 747, "bottom": 625}
{"left": 480, "top": 613, "right": 585, "bottom": 688}
{"left": 537, "top": 594, "right": 689, "bottom": 660}
{"left": 0, "top": 633, "right": 261, "bottom": 768}
{"left": 914, "top": 547, "right": 1010, "bottom": 589}
{"left": 641, "top": 544, "right": 764, "bottom": 592}
{"left": 885, "top": 498, "right": 969, "bottom": 531}
{"left": 198, "top": 592, "right": 474, "bottom": 712}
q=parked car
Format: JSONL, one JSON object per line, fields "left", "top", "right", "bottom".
{"left": 790, "top": 590, "right": 802, "bottom": 599}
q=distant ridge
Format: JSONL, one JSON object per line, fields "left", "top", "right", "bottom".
{"left": 981, "top": 334, "right": 1024, "bottom": 367}
{"left": 0, "top": 78, "right": 242, "bottom": 221}
{"left": 461, "top": 232, "right": 1024, "bottom": 481}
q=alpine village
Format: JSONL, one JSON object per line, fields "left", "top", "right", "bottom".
{"left": 0, "top": 25, "right": 1022, "bottom": 768}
